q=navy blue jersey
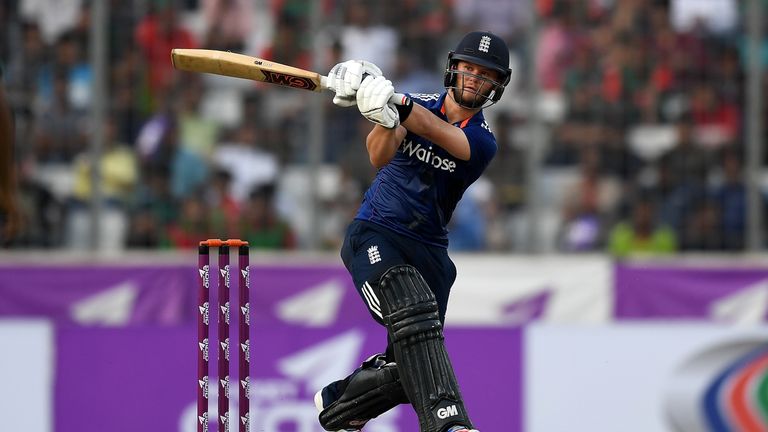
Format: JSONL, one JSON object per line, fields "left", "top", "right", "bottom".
{"left": 354, "top": 92, "right": 497, "bottom": 247}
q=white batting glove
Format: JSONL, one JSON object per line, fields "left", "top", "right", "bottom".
{"left": 326, "top": 60, "right": 383, "bottom": 107}
{"left": 357, "top": 75, "right": 399, "bottom": 129}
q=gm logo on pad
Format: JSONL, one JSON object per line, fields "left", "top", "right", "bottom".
{"left": 665, "top": 339, "right": 768, "bottom": 431}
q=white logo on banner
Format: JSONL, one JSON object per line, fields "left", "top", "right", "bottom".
{"left": 276, "top": 279, "right": 345, "bottom": 326}
{"left": 710, "top": 279, "right": 768, "bottom": 324}
{"left": 180, "top": 330, "right": 402, "bottom": 432}
{"left": 70, "top": 281, "right": 138, "bottom": 325}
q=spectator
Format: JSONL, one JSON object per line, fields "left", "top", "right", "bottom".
{"left": 688, "top": 83, "right": 740, "bottom": 148}
{"left": 19, "top": 0, "right": 85, "bottom": 44}
{"left": 339, "top": 0, "right": 398, "bottom": 74}
{"left": 126, "top": 204, "right": 163, "bottom": 249}
{"left": 448, "top": 179, "right": 496, "bottom": 252}
{"left": 134, "top": 0, "right": 197, "bottom": 103}
{"left": 239, "top": 184, "right": 296, "bottom": 249}
{"left": 4, "top": 21, "right": 46, "bottom": 115}
{"left": 177, "top": 74, "right": 219, "bottom": 158}
{"left": 212, "top": 123, "right": 279, "bottom": 203}
{"left": 656, "top": 118, "right": 712, "bottom": 231}
{"left": 608, "top": 196, "right": 678, "bottom": 258}
{"left": 557, "top": 147, "right": 621, "bottom": 252}
{"left": 201, "top": 0, "right": 252, "bottom": 52}
{"left": 32, "top": 67, "right": 87, "bottom": 164}
{"left": 207, "top": 169, "right": 241, "bottom": 238}
{"left": 262, "top": 10, "right": 311, "bottom": 71}
{"left": 711, "top": 149, "right": 746, "bottom": 250}
{"left": 66, "top": 114, "right": 138, "bottom": 251}
{"left": 164, "top": 195, "right": 211, "bottom": 249}
{"left": 535, "top": 2, "right": 578, "bottom": 91}
{"left": 680, "top": 199, "right": 723, "bottom": 251}
{"left": 136, "top": 111, "right": 208, "bottom": 200}
{"left": 134, "top": 165, "right": 179, "bottom": 229}
{"left": 36, "top": 30, "right": 92, "bottom": 111}
{"left": 0, "top": 70, "right": 20, "bottom": 245}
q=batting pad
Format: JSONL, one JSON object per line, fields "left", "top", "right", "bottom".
{"left": 378, "top": 265, "right": 473, "bottom": 432}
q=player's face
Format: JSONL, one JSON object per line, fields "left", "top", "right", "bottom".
{"left": 453, "top": 61, "right": 502, "bottom": 108}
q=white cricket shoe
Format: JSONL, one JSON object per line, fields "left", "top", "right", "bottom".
{"left": 445, "top": 426, "right": 479, "bottom": 432}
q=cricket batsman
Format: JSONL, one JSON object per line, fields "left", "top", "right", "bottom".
{"left": 314, "top": 31, "right": 513, "bottom": 432}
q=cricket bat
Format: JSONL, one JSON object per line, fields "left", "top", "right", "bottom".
{"left": 170, "top": 49, "right": 407, "bottom": 105}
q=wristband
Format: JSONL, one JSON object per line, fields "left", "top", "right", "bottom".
{"left": 394, "top": 97, "right": 413, "bottom": 123}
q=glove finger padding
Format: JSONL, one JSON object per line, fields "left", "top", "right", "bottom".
{"left": 359, "top": 60, "right": 383, "bottom": 80}
{"left": 358, "top": 76, "right": 399, "bottom": 129}
{"left": 332, "top": 93, "right": 357, "bottom": 108}
{"left": 328, "top": 60, "right": 383, "bottom": 107}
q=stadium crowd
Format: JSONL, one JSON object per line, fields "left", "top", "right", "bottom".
{"left": 0, "top": 0, "right": 760, "bottom": 255}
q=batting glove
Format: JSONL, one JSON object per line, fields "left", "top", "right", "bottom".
{"left": 327, "top": 60, "right": 383, "bottom": 107}
{"left": 357, "top": 75, "right": 399, "bottom": 129}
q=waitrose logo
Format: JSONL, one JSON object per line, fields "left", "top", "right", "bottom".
{"left": 401, "top": 140, "right": 457, "bottom": 172}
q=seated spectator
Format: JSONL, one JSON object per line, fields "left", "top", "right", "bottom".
{"left": 133, "top": 165, "right": 179, "bottom": 228}
{"left": 557, "top": 147, "right": 621, "bottom": 252}
{"left": 32, "top": 68, "right": 87, "bottom": 163}
{"left": 126, "top": 204, "right": 162, "bottom": 248}
{"left": 448, "top": 180, "right": 490, "bottom": 251}
{"left": 656, "top": 118, "right": 712, "bottom": 231}
{"left": 66, "top": 114, "right": 138, "bottom": 251}
{"left": 239, "top": 184, "right": 296, "bottom": 250}
{"left": 164, "top": 195, "right": 210, "bottom": 249}
{"left": 134, "top": 0, "right": 197, "bottom": 103}
{"left": 136, "top": 111, "right": 208, "bottom": 200}
{"left": 207, "top": 169, "right": 240, "bottom": 239}
{"left": 201, "top": 0, "right": 252, "bottom": 52}
{"left": 608, "top": 196, "right": 677, "bottom": 257}
{"left": 36, "top": 30, "right": 92, "bottom": 111}
{"left": 689, "top": 83, "right": 740, "bottom": 148}
{"left": 177, "top": 74, "right": 219, "bottom": 158}
{"left": 680, "top": 199, "right": 724, "bottom": 251}
{"left": 711, "top": 149, "right": 746, "bottom": 250}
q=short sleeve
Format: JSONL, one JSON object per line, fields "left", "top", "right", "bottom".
{"left": 463, "top": 122, "right": 497, "bottom": 171}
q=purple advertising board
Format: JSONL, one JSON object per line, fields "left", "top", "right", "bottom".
{"left": 0, "top": 265, "right": 195, "bottom": 325}
{"left": 55, "top": 324, "right": 522, "bottom": 432}
{"left": 0, "top": 262, "right": 521, "bottom": 432}
{"left": 615, "top": 263, "right": 768, "bottom": 321}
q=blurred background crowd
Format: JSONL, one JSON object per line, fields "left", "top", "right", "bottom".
{"left": 0, "top": 0, "right": 764, "bottom": 256}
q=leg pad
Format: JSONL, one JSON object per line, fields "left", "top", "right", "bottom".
{"left": 378, "top": 265, "right": 473, "bottom": 432}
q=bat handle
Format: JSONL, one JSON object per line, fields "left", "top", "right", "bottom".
{"left": 320, "top": 76, "right": 410, "bottom": 106}
{"left": 390, "top": 93, "right": 409, "bottom": 106}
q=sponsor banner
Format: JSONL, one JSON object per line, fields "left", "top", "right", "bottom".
{"left": 249, "top": 256, "right": 612, "bottom": 329}
{"left": 450, "top": 255, "right": 611, "bottom": 325}
{"left": 615, "top": 263, "right": 768, "bottom": 322}
{"left": 0, "top": 265, "right": 194, "bottom": 325}
{"left": 0, "top": 320, "right": 53, "bottom": 432}
{"left": 55, "top": 322, "right": 522, "bottom": 432}
{"left": 0, "top": 255, "right": 611, "bottom": 328}
{"left": 525, "top": 324, "right": 768, "bottom": 432}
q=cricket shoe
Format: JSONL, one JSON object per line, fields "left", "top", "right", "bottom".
{"left": 445, "top": 426, "right": 479, "bottom": 432}
{"left": 314, "top": 382, "right": 362, "bottom": 432}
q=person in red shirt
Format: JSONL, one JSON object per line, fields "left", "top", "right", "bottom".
{"left": 134, "top": 1, "right": 197, "bottom": 102}
{"left": 0, "top": 76, "right": 20, "bottom": 244}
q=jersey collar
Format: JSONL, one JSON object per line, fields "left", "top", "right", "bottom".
{"left": 439, "top": 92, "right": 478, "bottom": 129}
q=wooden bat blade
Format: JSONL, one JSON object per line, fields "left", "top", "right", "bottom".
{"left": 171, "top": 48, "right": 409, "bottom": 105}
{"left": 171, "top": 49, "right": 323, "bottom": 92}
